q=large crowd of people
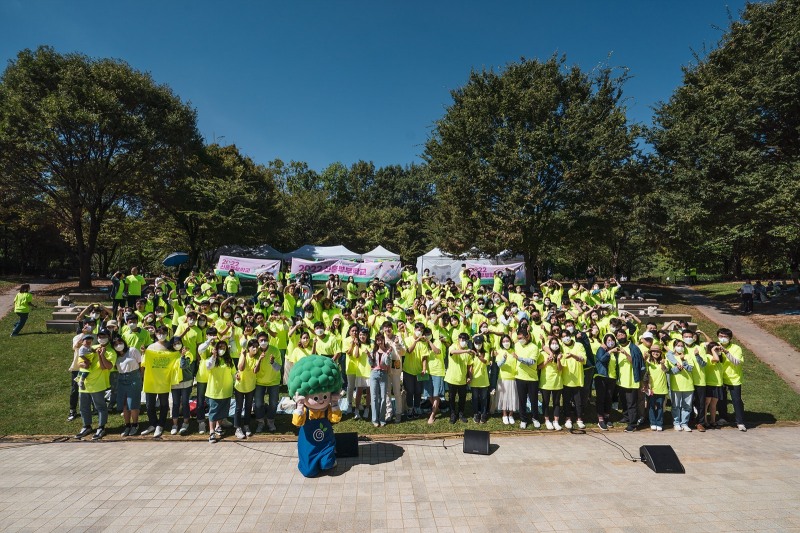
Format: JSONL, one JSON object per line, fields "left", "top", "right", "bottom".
{"left": 61, "top": 265, "right": 747, "bottom": 442}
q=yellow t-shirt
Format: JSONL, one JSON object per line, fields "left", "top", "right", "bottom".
{"left": 444, "top": 350, "right": 470, "bottom": 385}
{"left": 560, "top": 342, "right": 586, "bottom": 388}
{"left": 80, "top": 347, "right": 118, "bottom": 394}
{"left": 234, "top": 354, "right": 258, "bottom": 393}
{"left": 254, "top": 346, "right": 283, "bottom": 387}
{"left": 514, "top": 342, "right": 541, "bottom": 381}
{"left": 206, "top": 361, "right": 236, "bottom": 399}
{"left": 13, "top": 292, "right": 32, "bottom": 313}
{"left": 496, "top": 348, "right": 517, "bottom": 381}
{"left": 722, "top": 344, "right": 744, "bottom": 386}
{"left": 539, "top": 352, "right": 563, "bottom": 391}
{"left": 142, "top": 347, "right": 180, "bottom": 394}
{"left": 646, "top": 360, "right": 669, "bottom": 395}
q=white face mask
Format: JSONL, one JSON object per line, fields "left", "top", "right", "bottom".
{"left": 474, "top": 342, "right": 483, "bottom": 348}
{"left": 675, "top": 346, "right": 684, "bottom": 354}
{"left": 187, "top": 319, "right": 196, "bottom": 326}
{"left": 98, "top": 338, "right": 109, "bottom": 345}
{"left": 610, "top": 326, "right": 618, "bottom": 333}
{"left": 114, "top": 344, "right": 124, "bottom": 352}
{"left": 173, "top": 343, "right": 183, "bottom": 351}
{"left": 550, "top": 343, "right": 560, "bottom": 351}
{"left": 90, "top": 313, "right": 99, "bottom": 319}
{"left": 223, "top": 312, "right": 231, "bottom": 319}
{"left": 502, "top": 341, "right": 511, "bottom": 349}
{"left": 156, "top": 333, "right": 166, "bottom": 341}
{"left": 414, "top": 330, "right": 422, "bottom": 338}
{"left": 718, "top": 337, "right": 730, "bottom": 345}
{"left": 315, "top": 329, "right": 325, "bottom": 336}
{"left": 480, "top": 327, "right": 489, "bottom": 333}
{"left": 489, "top": 318, "right": 497, "bottom": 324}
{"left": 518, "top": 338, "right": 527, "bottom": 346}
{"left": 259, "top": 341, "right": 268, "bottom": 348}
{"left": 683, "top": 337, "right": 695, "bottom": 345}
{"left": 562, "top": 336, "right": 572, "bottom": 344}
{"left": 606, "top": 340, "right": 616, "bottom": 349}
{"left": 217, "top": 349, "right": 226, "bottom": 356}
{"left": 459, "top": 340, "right": 467, "bottom": 348}
{"left": 566, "top": 326, "right": 575, "bottom": 334}
{"left": 234, "top": 317, "right": 242, "bottom": 324}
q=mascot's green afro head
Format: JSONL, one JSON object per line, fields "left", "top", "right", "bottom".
{"left": 288, "top": 355, "right": 342, "bottom": 398}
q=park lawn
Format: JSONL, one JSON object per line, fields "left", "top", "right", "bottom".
{"left": 755, "top": 321, "right": 800, "bottom": 353}
{"left": 0, "top": 279, "right": 16, "bottom": 293}
{"left": 662, "top": 298, "right": 800, "bottom": 423}
{"left": 693, "top": 281, "right": 741, "bottom": 306}
{"left": 2, "top": 293, "right": 799, "bottom": 437}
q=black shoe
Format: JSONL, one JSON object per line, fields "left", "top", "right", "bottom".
{"left": 480, "top": 414, "right": 487, "bottom": 424}
{"left": 598, "top": 421, "right": 608, "bottom": 431}
{"left": 449, "top": 414, "right": 457, "bottom": 424}
{"left": 75, "top": 426, "right": 93, "bottom": 439}
{"left": 624, "top": 425, "right": 636, "bottom": 433}
{"left": 66, "top": 411, "right": 78, "bottom": 422}
{"left": 473, "top": 414, "right": 480, "bottom": 423}
{"left": 459, "top": 415, "right": 468, "bottom": 423}
{"left": 92, "top": 428, "right": 106, "bottom": 440}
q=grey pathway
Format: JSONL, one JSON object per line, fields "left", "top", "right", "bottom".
{"left": 2, "top": 427, "right": 800, "bottom": 532}
{"left": 672, "top": 286, "right": 800, "bottom": 394}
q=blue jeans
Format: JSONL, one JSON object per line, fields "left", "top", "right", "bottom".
{"left": 254, "top": 385, "right": 280, "bottom": 420}
{"left": 648, "top": 394, "right": 665, "bottom": 427}
{"left": 79, "top": 391, "right": 108, "bottom": 428}
{"left": 671, "top": 390, "right": 693, "bottom": 427}
{"left": 116, "top": 371, "right": 142, "bottom": 411}
{"left": 11, "top": 312, "right": 28, "bottom": 336}
{"left": 196, "top": 382, "right": 208, "bottom": 421}
{"left": 369, "top": 370, "right": 388, "bottom": 424}
{"left": 171, "top": 387, "right": 191, "bottom": 420}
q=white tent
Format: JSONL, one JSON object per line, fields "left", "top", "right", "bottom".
{"left": 288, "top": 244, "right": 361, "bottom": 260}
{"left": 247, "top": 244, "right": 286, "bottom": 260}
{"left": 362, "top": 245, "right": 401, "bottom": 261}
{"left": 416, "top": 248, "right": 493, "bottom": 283}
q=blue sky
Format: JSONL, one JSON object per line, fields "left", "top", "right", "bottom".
{"left": 1, "top": 1, "right": 754, "bottom": 171}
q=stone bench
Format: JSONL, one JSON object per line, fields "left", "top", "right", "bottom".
{"left": 68, "top": 293, "right": 110, "bottom": 303}
{"left": 46, "top": 320, "right": 79, "bottom": 333}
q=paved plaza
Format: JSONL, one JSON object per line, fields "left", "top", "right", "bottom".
{"left": 1, "top": 425, "right": 799, "bottom": 532}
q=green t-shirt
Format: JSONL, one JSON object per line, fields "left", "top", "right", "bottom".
{"left": 646, "top": 360, "right": 669, "bottom": 395}
{"left": 224, "top": 275, "right": 240, "bottom": 294}
{"left": 667, "top": 356, "right": 695, "bottom": 392}
{"left": 13, "top": 292, "right": 32, "bottom": 313}
{"left": 125, "top": 274, "right": 145, "bottom": 296}
{"left": 254, "top": 346, "right": 283, "bottom": 387}
{"left": 470, "top": 352, "right": 490, "bottom": 388}
{"left": 206, "top": 361, "right": 235, "bottom": 399}
{"left": 722, "top": 344, "right": 744, "bottom": 386}
{"left": 444, "top": 350, "right": 470, "bottom": 386}
{"left": 514, "top": 343, "right": 541, "bottom": 381}
{"left": 560, "top": 342, "right": 586, "bottom": 388}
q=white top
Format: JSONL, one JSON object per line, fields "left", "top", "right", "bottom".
{"left": 740, "top": 283, "right": 754, "bottom": 294}
{"left": 116, "top": 347, "right": 142, "bottom": 374}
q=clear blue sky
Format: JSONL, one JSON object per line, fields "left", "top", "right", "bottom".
{"left": 1, "top": 1, "right": 754, "bottom": 171}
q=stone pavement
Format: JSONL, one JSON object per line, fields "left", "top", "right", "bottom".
{"left": 2, "top": 426, "right": 800, "bottom": 533}
{"left": 672, "top": 286, "right": 800, "bottom": 394}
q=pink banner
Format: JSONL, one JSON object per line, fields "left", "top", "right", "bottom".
{"left": 465, "top": 262, "right": 526, "bottom": 285}
{"left": 291, "top": 258, "right": 401, "bottom": 282}
{"left": 215, "top": 256, "right": 281, "bottom": 278}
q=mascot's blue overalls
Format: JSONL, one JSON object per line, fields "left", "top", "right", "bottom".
{"left": 293, "top": 404, "right": 342, "bottom": 477}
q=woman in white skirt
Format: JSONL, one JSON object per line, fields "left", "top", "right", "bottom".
{"left": 494, "top": 334, "right": 519, "bottom": 424}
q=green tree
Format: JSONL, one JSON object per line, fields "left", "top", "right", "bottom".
{"left": 0, "top": 46, "right": 202, "bottom": 288}
{"left": 649, "top": 0, "right": 800, "bottom": 277}
{"left": 424, "top": 56, "right": 639, "bottom": 281}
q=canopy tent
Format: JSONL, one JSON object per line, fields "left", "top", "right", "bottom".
{"left": 248, "top": 244, "right": 286, "bottom": 260}
{"left": 361, "top": 245, "right": 401, "bottom": 262}
{"left": 416, "top": 247, "right": 525, "bottom": 285}
{"left": 287, "top": 245, "right": 361, "bottom": 261}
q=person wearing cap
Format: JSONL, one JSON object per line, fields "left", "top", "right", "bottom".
{"left": 666, "top": 339, "right": 695, "bottom": 432}
{"left": 644, "top": 343, "right": 668, "bottom": 431}
{"left": 74, "top": 330, "right": 117, "bottom": 441}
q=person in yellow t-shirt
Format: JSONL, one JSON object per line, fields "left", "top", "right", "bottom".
{"left": 513, "top": 328, "right": 542, "bottom": 429}
{"left": 444, "top": 331, "right": 470, "bottom": 425}
{"left": 644, "top": 343, "right": 669, "bottom": 431}
{"left": 205, "top": 341, "right": 236, "bottom": 443}
{"left": 74, "top": 333, "right": 116, "bottom": 440}
{"left": 559, "top": 331, "right": 588, "bottom": 430}
{"left": 716, "top": 328, "right": 746, "bottom": 431}
{"left": 254, "top": 332, "right": 283, "bottom": 433}
{"left": 540, "top": 335, "right": 565, "bottom": 431}
{"left": 495, "top": 334, "right": 519, "bottom": 425}
{"left": 223, "top": 269, "right": 241, "bottom": 297}
{"left": 233, "top": 339, "right": 259, "bottom": 439}
{"left": 140, "top": 330, "right": 180, "bottom": 438}
{"left": 10, "top": 283, "right": 35, "bottom": 337}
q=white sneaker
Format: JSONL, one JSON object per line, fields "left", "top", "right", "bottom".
{"left": 553, "top": 421, "right": 562, "bottom": 431}
{"left": 154, "top": 426, "right": 163, "bottom": 438}
{"left": 502, "top": 415, "right": 509, "bottom": 425}
{"left": 179, "top": 423, "right": 189, "bottom": 436}
{"left": 565, "top": 419, "right": 573, "bottom": 430}
{"left": 674, "top": 425, "right": 682, "bottom": 431}
{"left": 170, "top": 426, "right": 178, "bottom": 435}
{"left": 576, "top": 420, "right": 586, "bottom": 429}
{"left": 545, "top": 420, "right": 554, "bottom": 430}
{"left": 235, "top": 427, "right": 246, "bottom": 440}
{"left": 255, "top": 420, "right": 265, "bottom": 433}
{"left": 656, "top": 426, "right": 663, "bottom": 431}
{"left": 737, "top": 424, "right": 747, "bottom": 432}
{"left": 267, "top": 420, "right": 276, "bottom": 432}
{"left": 197, "top": 421, "right": 206, "bottom": 434}
{"left": 650, "top": 425, "right": 657, "bottom": 431}
{"left": 245, "top": 426, "right": 253, "bottom": 438}
{"left": 140, "top": 425, "right": 156, "bottom": 436}
{"left": 681, "top": 424, "right": 692, "bottom": 433}
{"left": 508, "top": 415, "right": 515, "bottom": 425}
{"left": 532, "top": 419, "right": 541, "bottom": 429}
{"left": 519, "top": 421, "right": 527, "bottom": 429}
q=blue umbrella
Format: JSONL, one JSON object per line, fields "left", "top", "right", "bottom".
{"left": 163, "top": 252, "right": 190, "bottom": 267}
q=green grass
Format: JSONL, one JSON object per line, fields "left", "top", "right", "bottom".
{"left": 693, "top": 281, "right": 742, "bottom": 305}
{"left": 1, "top": 290, "right": 798, "bottom": 437}
{"left": 0, "top": 279, "right": 16, "bottom": 293}
{"left": 758, "top": 322, "right": 800, "bottom": 353}
{"left": 662, "top": 294, "right": 800, "bottom": 423}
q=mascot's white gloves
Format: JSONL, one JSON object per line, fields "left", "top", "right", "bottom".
{"left": 293, "top": 395, "right": 305, "bottom": 416}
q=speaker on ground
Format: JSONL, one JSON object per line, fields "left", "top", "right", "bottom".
{"left": 463, "top": 430, "right": 490, "bottom": 455}
{"left": 335, "top": 432, "right": 359, "bottom": 458}
{"left": 640, "top": 445, "right": 685, "bottom": 474}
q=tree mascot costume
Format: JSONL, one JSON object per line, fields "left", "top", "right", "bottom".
{"left": 288, "top": 355, "right": 343, "bottom": 477}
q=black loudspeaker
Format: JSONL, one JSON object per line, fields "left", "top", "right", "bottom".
{"left": 640, "top": 445, "right": 685, "bottom": 474}
{"left": 335, "top": 432, "right": 359, "bottom": 458}
{"left": 463, "top": 430, "right": 490, "bottom": 455}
